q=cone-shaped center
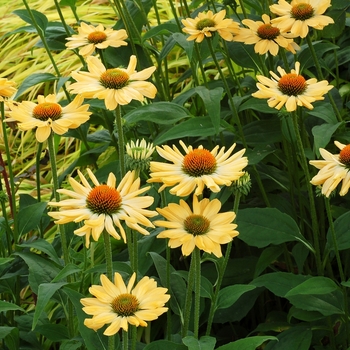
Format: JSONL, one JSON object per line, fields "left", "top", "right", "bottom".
{"left": 184, "top": 214, "right": 210, "bottom": 236}
{"left": 100, "top": 69, "right": 129, "bottom": 89}
{"left": 291, "top": 3, "right": 314, "bottom": 20}
{"left": 86, "top": 185, "right": 122, "bottom": 215}
{"left": 278, "top": 73, "right": 307, "bottom": 96}
{"left": 182, "top": 149, "right": 217, "bottom": 177}
{"left": 339, "top": 144, "right": 350, "bottom": 168}
{"left": 257, "top": 24, "right": 280, "bottom": 40}
{"left": 196, "top": 18, "right": 216, "bottom": 30}
{"left": 111, "top": 293, "right": 139, "bottom": 316}
{"left": 32, "top": 102, "right": 62, "bottom": 121}
{"left": 88, "top": 31, "right": 107, "bottom": 44}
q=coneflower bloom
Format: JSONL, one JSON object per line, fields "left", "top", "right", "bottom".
{"left": 65, "top": 22, "right": 128, "bottom": 56}
{"left": 270, "top": 0, "right": 334, "bottom": 38}
{"left": 0, "top": 78, "right": 17, "bottom": 101}
{"left": 148, "top": 140, "right": 248, "bottom": 197}
{"left": 252, "top": 61, "right": 333, "bottom": 111}
{"left": 6, "top": 94, "right": 91, "bottom": 142}
{"left": 181, "top": 9, "right": 239, "bottom": 43}
{"left": 310, "top": 141, "right": 350, "bottom": 197}
{"left": 233, "top": 14, "right": 300, "bottom": 56}
{"left": 69, "top": 55, "right": 157, "bottom": 110}
{"left": 48, "top": 169, "right": 157, "bottom": 246}
{"left": 81, "top": 272, "right": 170, "bottom": 335}
{"left": 155, "top": 195, "right": 239, "bottom": 258}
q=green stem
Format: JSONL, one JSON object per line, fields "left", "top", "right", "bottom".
{"left": 115, "top": 106, "right": 125, "bottom": 177}
{"left": 193, "top": 248, "right": 201, "bottom": 339}
{"left": 122, "top": 329, "right": 128, "bottom": 350}
{"left": 205, "top": 193, "right": 241, "bottom": 335}
{"left": 291, "top": 111, "right": 322, "bottom": 275}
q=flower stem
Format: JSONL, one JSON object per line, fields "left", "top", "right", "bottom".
{"left": 291, "top": 111, "right": 322, "bottom": 275}
{"left": 193, "top": 247, "right": 201, "bottom": 339}
{"left": 115, "top": 106, "right": 125, "bottom": 177}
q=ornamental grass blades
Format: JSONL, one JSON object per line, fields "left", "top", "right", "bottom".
{"left": 0, "top": 0, "right": 350, "bottom": 349}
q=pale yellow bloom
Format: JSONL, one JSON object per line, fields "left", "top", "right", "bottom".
{"left": 252, "top": 61, "right": 333, "bottom": 111}
{"left": 233, "top": 14, "right": 300, "bottom": 56}
{"left": 65, "top": 22, "right": 128, "bottom": 56}
{"left": 310, "top": 141, "right": 350, "bottom": 197}
{"left": 181, "top": 9, "right": 239, "bottom": 43}
{"left": 6, "top": 94, "right": 91, "bottom": 142}
{"left": 48, "top": 169, "right": 157, "bottom": 246}
{"left": 69, "top": 55, "right": 157, "bottom": 110}
{"left": 0, "top": 78, "right": 17, "bottom": 101}
{"left": 270, "top": 0, "right": 334, "bottom": 38}
{"left": 155, "top": 195, "right": 239, "bottom": 258}
{"left": 148, "top": 140, "right": 248, "bottom": 197}
{"left": 81, "top": 272, "right": 170, "bottom": 335}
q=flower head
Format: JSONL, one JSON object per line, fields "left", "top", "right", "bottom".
{"left": 252, "top": 61, "right": 333, "bottom": 111}
{"left": 0, "top": 78, "right": 17, "bottom": 101}
{"left": 6, "top": 94, "right": 91, "bottom": 142}
{"left": 125, "top": 139, "right": 155, "bottom": 172}
{"left": 309, "top": 141, "right": 350, "bottom": 197}
{"left": 69, "top": 55, "right": 157, "bottom": 110}
{"left": 233, "top": 14, "right": 300, "bottom": 56}
{"left": 155, "top": 195, "right": 239, "bottom": 258}
{"left": 148, "top": 140, "right": 248, "bottom": 197}
{"left": 48, "top": 169, "right": 157, "bottom": 246}
{"left": 181, "top": 9, "right": 239, "bottom": 43}
{"left": 270, "top": 0, "right": 334, "bottom": 38}
{"left": 65, "top": 22, "right": 128, "bottom": 56}
{"left": 81, "top": 272, "right": 170, "bottom": 335}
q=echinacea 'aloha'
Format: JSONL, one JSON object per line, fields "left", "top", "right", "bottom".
{"left": 69, "top": 55, "right": 157, "bottom": 110}
{"left": 125, "top": 138, "right": 155, "bottom": 172}
{"left": 233, "top": 14, "right": 300, "bottom": 56}
{"left": 81, "top": 272, "right": 170, "bottom": 335}
{"left": 155, "top": 195, "right": 239, "bottom": 258}
{"left": 6, "top": 94, "right": 91, "bottom": 142}
{"left": 252, "top": 61, "right": 333, "bottom": 111}
{"left": 309, "top": 141, "right": 350, "bottom": 197}
{"left": 0, "top": 78, "right": 17, "bottom": 100}
{"left": 270, "top": 0, "right": 334, "bottom": 38}
{"left": 65, "top": 22, "right": 128, "bottom": 56}
{"left": 181, "top": 9, "right": 239, "bottom": 43}
{"left": 48, "top": 169, "right": 157, "bottom": 246}
{"left": 148, "top": 140, "right": 248, "bottom": 197}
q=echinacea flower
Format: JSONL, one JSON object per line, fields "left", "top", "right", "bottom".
{"left": 0, "top": 78, "right": 17, "bottom": 101}
{"left": 148, "top": 140, "right": 248, "bottom": 197}
{"left": 48, "top": 169, "right": 157, "bottom": 246}
{"left": 181, "top": 9, "right": 239, "bottom": 43}
{"left": 65, "top": 22, "right": 128, "bottom": 57}
{"left": 155, "top": 195, "right": 239, "bottom": 258}
{"left": 6, "top": 94, "right": 91, "bottom": 142}
{"left": 69, "top": 55, "right": 157, "bottom": 110}
{"left": 81, "top": 272, "right": 170, "bottom": 335}
{"left": 252, "top": 61, "right": 333, "bottom": 111}
{"left": 125, "top": 139, "right": 155, "bottom": 172}
{"left": 270, "top": 0, "right": 334, "bottom": 38}
{"left": 309, "top": 141, "right": 350, "bottom": 197}
{"left": 233, "top": 14, "right": 300, "bottom": 56}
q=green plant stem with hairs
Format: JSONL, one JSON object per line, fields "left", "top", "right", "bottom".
{"left": 115, "top": 105, "right": 125, "bottom": 177}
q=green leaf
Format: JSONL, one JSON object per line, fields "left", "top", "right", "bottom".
{"left": 173, "top": 32, "right": 194, "bottom": 62}
{"left": 154, "top": 116, "right": 217, "bottom": 145}
{"left": 0, "top": 258, "right": 14, "bottom": 266}
{"left": 239, "top": 97, "right": 279, "bottom": 114}
{"left": 307, "top": 104, "right": 338, "bottom": 124}
{"left": 35, "top": 323, "right": 69, "bottom": 341}
{"left": 0, "top": 327, "right": 19, "bottom": 350}
{"left": 14, "top": 73, "right": 57, "bottom": 99}
{"left": 52, "top": 263, "right": 82, "bottom": 283}
{"left": 242, "top": 119, "right": 282, "bottom": 146}
{"left": 182, "top": 336, "right": 216, "bottom": 350}
{"left": 285, "top": 277, "right": 339, "bottom": 297}
{"left": 312, "top": 122, "right": 342, "bottom": 157}
{"left": 144, "top": 340, "right": 187, "bottom": 350}
{"left": 216, "top": 336, "right": 278, "bottom": 350}
{"left": 13, "top": 9, "right": 48, "bottom": 33}
{"left": 326, "top": 212, "right": 350, "bottom": 251}
{"left": 217, "top": 285, "right": 256, "bottom": 310}
{"left": 124, "top": 102, "right": 191, "bottom": 125}
{"left": 33, "top": 282, "right": 68, "bottom": 329}
{"left": 60, "top": 0, "right": 77, "bottom": 10}
{"left": 18, "top": 201, "right": 47, "bottom": 237}
{"left": 0, "top": 300, "right": 25, "bottom": 313}
{"left": 254, "top": 246, "right": 283, "bottom": 278}
{"left": 236, "top": 208, "right": 314, "bottom": 251}
{"left": 142, "top": 22, "right": 179, "bottom": 41}
{"left": 18, "top": 238, "right": 60, "bottom": 265}
{"left": 226, "top": 41, "right": 261, "bottom": 70}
